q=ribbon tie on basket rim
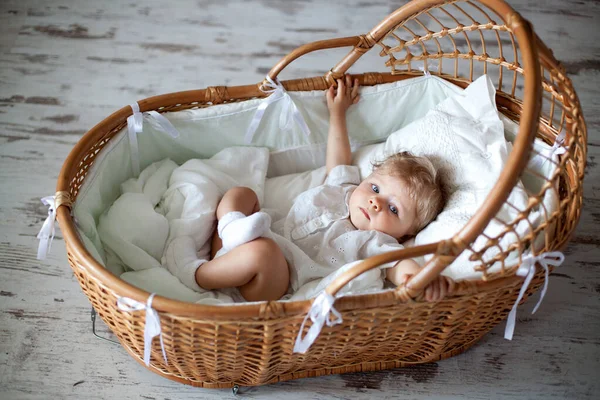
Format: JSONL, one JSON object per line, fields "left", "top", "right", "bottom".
{"left": 127, "top": 102, "right": 180, "bottom": 177}
{"left": 117, "top": 293, "right": 168, "bottom": 366}
{"left": 36, "top": 195, "right": 57, "bottom": 260}
{"left": 504, "top": 251, "right": 565, "bottom": 340}
{"left": 244, "top": 75, "right": 311, "bottom": 144}
{"left": 293, "top": 291, "right": 342, "bottom": 354}
{"left": 36, "top": 191, "right": 72, "bottom": 260}
{"left": 529, "top": 130, "right": 567, "bottom": 171}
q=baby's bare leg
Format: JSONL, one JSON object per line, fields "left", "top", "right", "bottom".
{"left": 197, "top": 186, "right": 288, "bottom": 301}
{"left": 196, "top": 238, "right": 289, "bottom": 301}
{"left": 210, "top": 187, "right": 260, "bottom": 258}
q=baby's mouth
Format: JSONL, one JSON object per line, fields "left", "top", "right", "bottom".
{"left": 360, "top": 207, "right": 370, "bottom": 221}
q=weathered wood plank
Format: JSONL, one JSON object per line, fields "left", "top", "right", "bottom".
{"left": 0, "top": 0, "right": 599, "bottom": 399}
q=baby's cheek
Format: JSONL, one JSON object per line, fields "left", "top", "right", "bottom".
{"left": 386, "top": 219, "right": 403, "bottom": 238}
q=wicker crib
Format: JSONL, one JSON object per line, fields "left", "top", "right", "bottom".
{"left": 55, "top": 0, "right": 585, "bottom": 388}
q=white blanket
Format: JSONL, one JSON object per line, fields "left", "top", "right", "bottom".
{"left": 99, "top": 147, "right": 267, "bottom": 304}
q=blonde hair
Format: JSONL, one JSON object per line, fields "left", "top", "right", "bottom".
{"left": 372, "top": 152, "right": 445, "bottom": 235}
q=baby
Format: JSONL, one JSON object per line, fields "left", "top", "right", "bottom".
{"left": 191, "top": 76, "right": 452, "bottom": 303}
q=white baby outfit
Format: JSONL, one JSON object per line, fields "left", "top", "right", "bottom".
{"left": 268, "top": 164, "right": 404, "bottom": 292}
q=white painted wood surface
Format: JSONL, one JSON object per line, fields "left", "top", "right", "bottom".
{"left": 1, "top": 0, "right": 599, "bottom": 398}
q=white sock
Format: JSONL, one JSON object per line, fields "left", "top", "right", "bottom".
{"left": 217, "top": 211, "right": 271, "bottom": 251}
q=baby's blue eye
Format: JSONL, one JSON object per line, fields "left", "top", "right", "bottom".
{"left": 371, "top": 184, "right": 379, "bottom": 193}
{"left": 389, "top": 204, "right": 398, "bottom": 215}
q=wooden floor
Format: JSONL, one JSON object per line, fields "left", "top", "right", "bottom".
{"left": 1, "top": 0, "right": 599, "bottom": 398}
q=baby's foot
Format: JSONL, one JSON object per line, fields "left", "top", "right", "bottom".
{"left": 218, "top": 211, "right": 271, "bottom": 251}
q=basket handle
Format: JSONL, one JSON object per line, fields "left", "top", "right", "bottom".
{"left": 264, "top": 36, "right": 368, "bottom": 88}
{"left": 325, "top": 0, "right": 533, "bottom": 78}
{"left": 324, "top": 240, "right": 461, "bottom": 300}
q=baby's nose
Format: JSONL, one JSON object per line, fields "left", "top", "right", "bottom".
{"left": 369, "top": 197, "right": 382, "bottom": 211}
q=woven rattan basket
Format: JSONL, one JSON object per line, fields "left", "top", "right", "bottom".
{"left": 55, "top": 0, "right": 586, "bottom": 388}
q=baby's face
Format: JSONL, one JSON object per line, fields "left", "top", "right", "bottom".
{"left": 348, "top": 172, "right": 417, "bottom": 240}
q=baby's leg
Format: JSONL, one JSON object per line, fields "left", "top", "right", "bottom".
{"left": 210, "top": 186, "right": 260, "bottom": 258}
{"left": 197, "top": 186, "right": 286, "bottom": 301}
{"left": 196, "top": 238, "right": 289, "bottom": 301}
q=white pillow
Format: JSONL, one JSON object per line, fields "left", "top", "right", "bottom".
{"left": 354, "top": 75, "right": 506, "bottom": 187}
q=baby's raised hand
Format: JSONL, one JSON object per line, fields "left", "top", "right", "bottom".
{"left": 326, "top": 75, "right": 360, "bottom": 117}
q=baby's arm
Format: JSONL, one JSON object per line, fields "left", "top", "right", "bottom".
{"left": 325, "top": 75, "right": 360, "bottom": 174}
{"left": 386, "top": 259, "right": 455, "bottom": 302}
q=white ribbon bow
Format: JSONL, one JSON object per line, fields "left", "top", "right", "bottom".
{"left": 127, "top": 102, "right": 180, "bottom": 176}
{"left": 529, "top": 130, "right": 567, "bottom": 171}
{"left": 293, "top": 291, "right": 342, "bottom": 354}
{"left": 37, "top": 196, "right": 57, "bottom": 260}
{"left": 504, "top": 251, "right": 565, "bottom": 340}
{"left": 244, "top": 76, "right": 311, "bottom": 144}
{"left": 117, "top": 293, "right": 168, "bottom": 366}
